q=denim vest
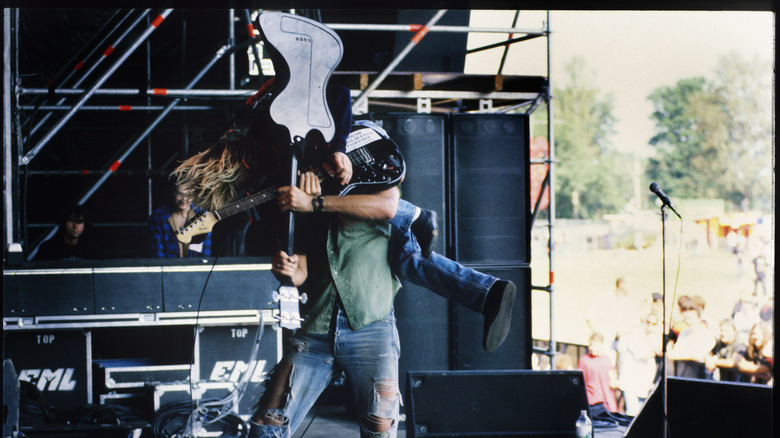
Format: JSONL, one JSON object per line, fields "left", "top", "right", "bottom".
{"left": 302, "top": 217, "right": 400, "bottom": 334}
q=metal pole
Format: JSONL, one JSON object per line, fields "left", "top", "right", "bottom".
{"left": 545, "top": 11, "right": 557, "bottom": 364}
{"left": 241, "top": 9, "right": 263, "bottom": 81}
{"left": 21, "top": 88, "right": 257, "bottom": 97}
{"left": 146, "top": 12, "right": 153, "bottom": 218}
{"left": 26, "top": 9, "right": 150, "bottom": 139}
{"left": 352, "top": 9, "right": 447, "bottom": 114}
{"left": 42, "top": 9, "right": 128, "bottom": 91}
{"left": 229, "top": 9, "right": 236, "bottom": 90}
{"left": 326, "top": 23, "right": 545, "bottom": 34}
{"left": 20, "top": 9, "right": 173, "bottom": 166}
{"left": 21, "top": 10, "right": 129, "bottom": 138}
{"left": 498, "top": 11, "right": 520, "bottom": 75}
{"left": 22, "top": 105, "right": 215, "bottom": 111}
{"left": 3, "top": 8, "right": 14, "bottom": 247}
{"left": 661, "top": 205, "right": 669, "bottom": 438}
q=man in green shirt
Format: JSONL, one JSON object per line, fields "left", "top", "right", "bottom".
{"left": 249, "top": 173, "right": 403, "bottom": 438}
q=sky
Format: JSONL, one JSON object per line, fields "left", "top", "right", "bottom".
{"left": 464, "top": 10, "right": 775, "bottom": 157}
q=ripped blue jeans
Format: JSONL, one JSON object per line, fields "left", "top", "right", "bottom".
{"left": 248, "top": 306, "right": 401, "bottom": 438}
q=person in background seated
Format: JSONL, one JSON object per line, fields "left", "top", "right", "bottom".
{"left": 578, "top": 332, "right": 619, "bottom": 413}
{"left": 147, "top": 182, "right": 211, "bottom": 258}
{"left": 35, "top": 204, "right": 95, "bottom": 261}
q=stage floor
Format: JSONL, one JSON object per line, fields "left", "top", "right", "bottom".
{"left": 293, "top": 405, "right": 407, "bottom": 438}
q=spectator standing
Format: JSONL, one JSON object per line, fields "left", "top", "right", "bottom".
{"left": 732, "top": 294, "right": 761, "bottom": 346}
{"left": 704, "top": 319, "right": 745, "bottom": 382}
{"left": 667, "top": 297, "right": 715, "bottom": 379}
{"left": 752, "top": 251, "right": 768, "bottom": 298}
{"left": 578, "top": 332, "right": 619, "bottom": 412}
{"left": 585, "top": 277, "right": 642, "bottom": 364}
{"left": 617, "top": 313, "right": 661, "bottom": 416}
{"left": 737, "top": 322, "right": 773, "bottom": 385}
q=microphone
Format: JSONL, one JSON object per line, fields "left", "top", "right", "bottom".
{"left": 649, "top": 182, "right": 681, "bottom": 218}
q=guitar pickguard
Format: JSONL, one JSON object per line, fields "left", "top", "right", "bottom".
{"left": 259, "top": 12, "right": 344, "bottom": 144}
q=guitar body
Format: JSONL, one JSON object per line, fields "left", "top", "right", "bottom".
{"left": 258, "top": 12, "right": 344, "bottom": 144}
{"left": 319, "top": 121, "right": 406, "bottom": 196}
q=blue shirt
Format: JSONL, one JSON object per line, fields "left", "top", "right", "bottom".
{"left": 147, "top": 205, "right": 212, "bottom": 258}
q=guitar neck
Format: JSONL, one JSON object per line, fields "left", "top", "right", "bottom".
{"left": 214, "top": 187, "right": 278, "bottom": 219}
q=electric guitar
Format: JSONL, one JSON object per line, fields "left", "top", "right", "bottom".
{"left": 175, "top": 122, "right": 405, "bottom": 245}
{"left": 257, "top": 11, "right": 343, "bottom": 329}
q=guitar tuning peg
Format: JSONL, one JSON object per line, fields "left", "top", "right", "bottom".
{"left": 299, "top": 293, "right": 308, "bottom": 304}
{"left": 272, "top": 291, "right": 281, "bottom": 302}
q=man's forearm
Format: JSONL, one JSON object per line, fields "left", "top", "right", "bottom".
{"left": 319, "top": 188, "right": 399, "bottom": 220}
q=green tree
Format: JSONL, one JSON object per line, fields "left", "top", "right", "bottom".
{"left": 646, "top": 77, "right": 715, "bottom": 197}
{"left": 553, "top": 57, "right": 630, "bottom": 219}
{"left": 711, "top": 53, "right": 773, "bottom": 211}
{"left": 646, "top": 53, "right": 772, "bottom": 211}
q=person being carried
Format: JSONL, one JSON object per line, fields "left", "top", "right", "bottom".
{"left": 173, "top": 87, "right": 515, "bottom": 352}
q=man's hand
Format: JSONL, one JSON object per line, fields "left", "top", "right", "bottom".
{"left": 271, "top": 250, "right": 307, "bottom": 286}
{"left": 298, "top": 171, "right": 321, "bottom": 197}
{"left": 322, "top": 152, "right": 352, "bottom": 186}
{"left": 277, "top": 172, "right": 320, "bottom": 213}
{"left": 271, "top": 250, "right": 299, "bottom": 278}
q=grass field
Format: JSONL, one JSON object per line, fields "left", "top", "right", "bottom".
{"left": 529, "top": 240, "right": 772, "bottom": 346}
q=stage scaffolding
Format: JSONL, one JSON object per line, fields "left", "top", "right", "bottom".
{"left": 3, "top": 8, "right": 561, "bottom": 365}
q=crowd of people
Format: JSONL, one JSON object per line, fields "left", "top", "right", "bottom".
{"left": 568, "top": 275, "right": 774, "bottom": 417}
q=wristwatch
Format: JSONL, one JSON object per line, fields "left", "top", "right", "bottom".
{"left": 311, "top": 195, "right": 325, "bottom": 212}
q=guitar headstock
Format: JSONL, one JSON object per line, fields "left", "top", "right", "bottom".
{"left": 176, "top": 211, "right": 218, "bottom": 244}
{"left": 272, "top": 285, "right": 308, "bottom": 329}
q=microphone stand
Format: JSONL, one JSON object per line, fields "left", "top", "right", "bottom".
{"left": 659, "top": 205, "right": 670, "bottom": 438}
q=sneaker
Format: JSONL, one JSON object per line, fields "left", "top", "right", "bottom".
{"left": 411, "top": 209, "right": 438, "bottom": 258}
{"left": 482, "top": 280, "right": 516, "bottom": 352}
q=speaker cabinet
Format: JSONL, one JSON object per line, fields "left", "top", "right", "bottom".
{"left": 372, "top": 114, "right": 450, "bottom": 396}
{"left": 452, "top": 114, "right": 530, "bottom": 264}
{"left": 372, "top": 114, "right": 448, "bottom": 235}
{"left": 406, "top": 370, "right": 590, "bottom": 437}
{"left": 452, "top": 265, "right": 531, "bottom": 370}
{"left": 624, "top": 377, "right": 772, "bottom": 438}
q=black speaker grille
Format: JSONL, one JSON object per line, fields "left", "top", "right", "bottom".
{"left": 452, "top": 115, "right": 530, "bottom": 264}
